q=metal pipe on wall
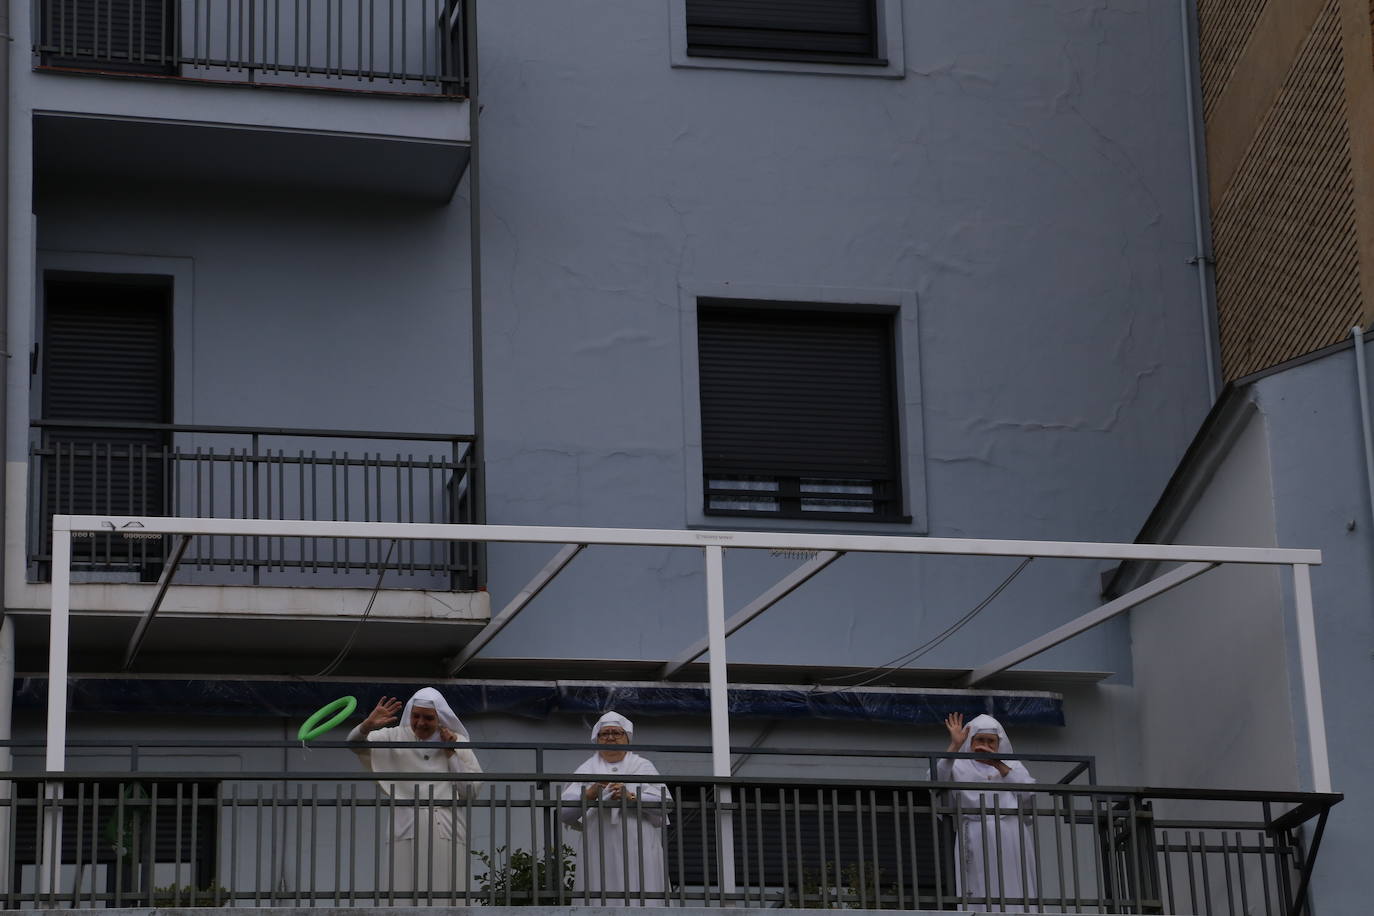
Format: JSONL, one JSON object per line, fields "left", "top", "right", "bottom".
{"left": 1351, "top": 327, "right": 1374, "bottom": 556}
{"left": 1180, "top": 0, "right": 1220, "bottom": 402}
{"left": 466, "top": 0, "right": 487, "bottom": 587}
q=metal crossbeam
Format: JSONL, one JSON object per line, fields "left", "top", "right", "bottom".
{"left": 660, "top": 550, "right": 842, "bottom": 680}
{"left": 961, "top": 561, "right": 1218, "bottom": 687}
{"left": 121, "top": 534, "right": 193, "bottom": 671}
{"left": 445, "top": 543, "right": 585, "bottom": 675}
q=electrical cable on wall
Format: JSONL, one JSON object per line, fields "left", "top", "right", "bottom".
{"left": 813, "top": 557, "right": 1035, "bottom": 693}
{"left": 314, "top": 539, "right": 398, "bottom": 678}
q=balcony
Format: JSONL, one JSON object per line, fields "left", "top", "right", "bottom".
{"left": 33, "top": 0, "right": 470, "bottom": 99}
{"left": 27, "top": 420, "right": 479, "bottom": 589}
{"left": 0, "top": 739, "right": 1341, "bottom": 914}
{"left": 12, "top": 421, "right": 484, "bottom": 674}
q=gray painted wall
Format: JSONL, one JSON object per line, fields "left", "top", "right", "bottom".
{"left": 14, "top": 6, "right": 1210, "bottom": 684}
{"left": 1130, "top": 407, "right": 1299, "bottom": 793}
{"left": 1247, "top": 349, "right": 1374, "bottom": 913}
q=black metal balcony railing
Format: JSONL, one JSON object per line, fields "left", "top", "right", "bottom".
{"left": 28, "top": 420, "right": 481, "bottom": 590}
{"left": 0, "top": 740, "right": 1341, "bottom": 914}
{"left": 34, "top": 0, "right": 470, "bottom": 98}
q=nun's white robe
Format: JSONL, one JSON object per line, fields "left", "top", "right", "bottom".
{"left": 560, "top": 751, "right": 671, "bottom": 906}
{"left": 349, "top": 693, "right": 482, "bottom": 903}
{"left": 936, "top": 715, "right": 1038, "bottom": 912}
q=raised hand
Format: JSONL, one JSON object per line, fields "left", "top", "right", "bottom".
{"left": 439, "top": 725, "right": 459, "bottom": 757}
{"left": 361, "top": 696, "right": 402, "bottom": 733}
{"left": 944, "top": 712, "right": 970, "bottom": 752}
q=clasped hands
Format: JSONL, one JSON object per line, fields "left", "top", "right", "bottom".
{"left": 584, "top": 781, "right": 637, "bottom": 802}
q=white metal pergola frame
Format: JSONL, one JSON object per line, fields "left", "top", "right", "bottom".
{"left": 42, "top": 514, "right": 1331, "bottom": 795}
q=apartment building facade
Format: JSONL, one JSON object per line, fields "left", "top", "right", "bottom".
{"left": 0, "top": 1, "right": 1347, "bottom": 913}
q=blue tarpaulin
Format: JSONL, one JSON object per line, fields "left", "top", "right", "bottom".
{"left": 14, "top": 677, "right": 1064, "bottom": 726}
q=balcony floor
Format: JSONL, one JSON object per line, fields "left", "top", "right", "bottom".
{"left": 6, "top": 583, "right": 489, "bottom": 676}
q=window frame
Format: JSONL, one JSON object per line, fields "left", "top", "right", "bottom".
{"left": 668, "top": 0, "right": 906, "bottom": 79}
{"left": 679, "top": 282, "right": 926, "bottom": 533}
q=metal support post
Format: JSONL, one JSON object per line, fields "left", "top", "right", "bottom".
{"left": 704, "top": 546, "right": 736, "bottom": 896}
{"left": 40, "top": 528, "right": 71, "bottom": 894}
{"left": 1291, "top": 564, "right": 1331, "bottom": 793}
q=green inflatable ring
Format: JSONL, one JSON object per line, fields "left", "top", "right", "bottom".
{"left": 298, "top": 695, "right": 358, "bottom": 741}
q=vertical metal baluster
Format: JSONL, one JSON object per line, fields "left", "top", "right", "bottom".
{"left": 252, "top": 785, "right": 263, "bottom": 906}
{"left": 69, "top": 782, "right": 86, "bottom": 908}
{"left": 277, "top": 449, "right": 286, "bottom": 571}
{"left": 1255, "top": 828, "right": 1274, "bottom": 916}
{"left": 816, "top": 789, "right": 829, "bottom": 907}
{"left": 295, "top": 780, "right": 306, "bottom": 900}
{"left": 346, "top": 783, "right": 358, "bottom": 905}
{"left": 854, "top": 789, "right": 867, "bottom": 908}
{"left": 310, "top": 451, "right": 319, "bottom": 572}
{"left": 1183, "top": 831, "right": 1199, "bottom": 916}
{"left": 1220, "top": 830, "right": 1236, "bottom": 916}
{"left": 361, "top": 452, "right": 371, "bottom": 570}
{"left": 753, "top": 787, "right": 766, "bottom": 907}
{"left": 1234, "top": 830, "right": 1250, "bottom": 916}
{"left": 1088, "top": 795, "right": 1107, "bottom": 913}
{"left": 405, "top": 453, "right": 415, "bottom": 573}
{"left": 1125, "top": 796, "right": 1143, "bottom": 914}
{"left": 1161, "top": 829, "right": 1176, "bottom": 914}
{"left": 929, "top": 789, "right": 944, "bottom": 910}
{"left": 388, "top": 0, "right": 395, "bottom": 81}
{"left": 991, "top": 795, "right": 1003, "bottom": 912}
{"left": 173, "top": 783, "right": 184, "bottom": 904}
{"left": 695, "top": 787, "right": 707, "bottom": 906}
{"left": 342, "top": 452, "right": 351, "bottom": 570}
{"left": 227, "top": 784, "right": 237, "bottom": 906}
{"left": 88, "top": 783, "right": 102, "bottom": 907}
{"left": 1200, "top": 830, "right": 1215, "bottom": 916}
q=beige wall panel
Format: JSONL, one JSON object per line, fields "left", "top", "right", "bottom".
{"left": 1206, "top": 0, "right": 1328, "bottom": 209}
{"left": 1341, "top": 0, "right": 1374, "bottom": 328}
{"left": 1197, "top": 0, "right": 1273, "bottom": 118}
{"left": 1213, "top": 0, "right": 1362, "bottom": 380}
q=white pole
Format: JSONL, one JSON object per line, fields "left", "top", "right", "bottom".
{"left": 46, "top": 528, "right": 70, "bottom": 772}
{"left": 1291, "top": 564, "right": 1332, "bottom": 793}
{"left": 704, "top": 546, "right": 736, "bottom": 896}
{"left": 40, "top": 528, "right": 70, "bottom": 896}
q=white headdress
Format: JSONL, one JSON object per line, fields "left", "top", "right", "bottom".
{"left": 957, "top": 714, "right": 1012, "bottom": 754}
{"left": 590, "top": 711, "right": 634, "bottom": 741}
{"left": 402, "top": 687, "right": 469, "bottom": 740}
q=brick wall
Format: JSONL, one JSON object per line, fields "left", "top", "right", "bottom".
{"left": 1203, "top": 0, "right": 1362, "bottom": 380}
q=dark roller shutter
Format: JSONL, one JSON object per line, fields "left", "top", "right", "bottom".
{"left": 665, "top": 782, "right": 952, "bottom": 898}
{"left": 39, "top": 0, "right": 177, "bottom": 75}
{"left": 39, "top": 275, "right": 172, "bottom": 577}
{"left": 686, "top": 0, "right": 882, "bottom": 64}
{"left": 697, "top": 302, "right": 903, "bottom": 520}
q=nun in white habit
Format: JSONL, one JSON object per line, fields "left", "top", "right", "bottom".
{"left": 349, "top": 688, "right": 483, "bottom": 903}
{"left": 560, "top": 712, "right": 671, "bottom": 906}
{"left": 937, "top": 713, "right": 1038, "bottom": 913}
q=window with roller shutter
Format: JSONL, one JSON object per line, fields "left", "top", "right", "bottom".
{"left": 685, "top": 0, "right": 884, "bottom": 66}
{"left": 38, "top": 273, "right": 172, "bottom": 579}
{"left": 696, "top": 301, "right": 905, "bottom": 522}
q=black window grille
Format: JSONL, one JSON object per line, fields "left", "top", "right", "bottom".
{"left": 685, "top": 0, "right": 884, "bottom": 66}
{"left": 12, "top": 779, "right": 220, "bottom": 903}
{"left": 39, "top": 0, "right": 178, "bottom": 75}
{"left": 697, "top": 301, "right": 904, "bottom": 521}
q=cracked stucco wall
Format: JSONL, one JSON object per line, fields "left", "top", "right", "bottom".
{"left": 470, "top": 0, "right": 1211, "bottom": 677}
{"left": 26, "top": 1, "right": 1211, "bottom": 681}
